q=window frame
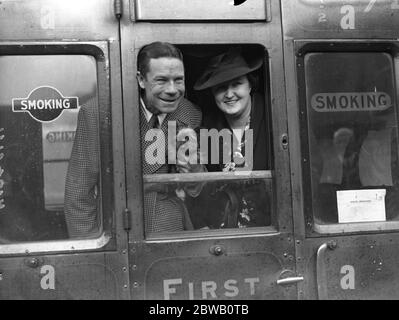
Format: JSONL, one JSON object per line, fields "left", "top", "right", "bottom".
{"left": 0, "top": 42, "right": 115, "bottom": 255}
{"left": 137, "top": 43, "right": 279, "bottom": 239}
{"left": 296, "top": 41, "right": 399, "bottom": 236}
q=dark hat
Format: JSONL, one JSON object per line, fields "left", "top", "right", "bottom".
{"left": 194, "top": 48, "right": 263, "bottom": 91}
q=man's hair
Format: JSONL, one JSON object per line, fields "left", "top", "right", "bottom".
{"left": 137, "top": 42, "right": 184, "bottom": 77}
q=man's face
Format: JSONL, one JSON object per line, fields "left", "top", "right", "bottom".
{"left": 137, "top": 57, "right": 185, "bottom": 114}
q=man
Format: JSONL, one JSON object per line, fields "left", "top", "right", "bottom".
{"left": 64, "top": 42, "right": 202, "bottom": 238}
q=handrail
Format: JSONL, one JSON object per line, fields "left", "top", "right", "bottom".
{"left": 316, "top": 241, "right": 337, "bottom": 300}
{"left": 316, "top": 243, "right": 329, "bottom": 300}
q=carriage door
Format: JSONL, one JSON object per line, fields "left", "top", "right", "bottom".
{"left": 0, "top": 0, "right": 128, "bottom": 299}
{"left": 122, "top": 0, "right": 298, "bottom": 300}
{"left": 283, "top": 0, "right": 399, "bottom": 299}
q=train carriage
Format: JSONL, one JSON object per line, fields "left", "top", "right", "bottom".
{"left": 0, "top": 0, "right": 398, "bottom": 300}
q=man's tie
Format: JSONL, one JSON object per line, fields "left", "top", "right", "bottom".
{"left": 148, "top": 114, "right": 160, "bottom": 129}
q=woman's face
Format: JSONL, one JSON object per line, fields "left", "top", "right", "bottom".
{"left": 212, "top": 75, "right": 252, "bottom": 118}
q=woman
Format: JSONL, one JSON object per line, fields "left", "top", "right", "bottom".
{"left": 194, "top": 48, "right": 269, "bottom": 171}
{"left": 188, "top": 48, "right": 270, "bottom": 229}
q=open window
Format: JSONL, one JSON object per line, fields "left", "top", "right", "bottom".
{"left": 299, "top": 43, "right": 399, "bottom": 234}
{"left": 138, "top": 43, "right": 275, "bottom": 237}
{"left": 0, "top": 44, "right": 113, "bottom": 251}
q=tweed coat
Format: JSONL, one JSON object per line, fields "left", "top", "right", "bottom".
{"left": 64, "top": 97, "right": 201, "bottom": 238}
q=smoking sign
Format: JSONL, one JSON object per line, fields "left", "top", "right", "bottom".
{"left": 12, "top": 86, "right": 79, "bottom": 123}
{"left": 311, "top": 92, "right": 392, "bottom": 112}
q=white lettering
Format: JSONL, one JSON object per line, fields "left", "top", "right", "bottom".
{"left": 40, "top": 5, "right": 55, "bottom": 30}
{"left": 16, "top": 98, "right": 76, "bottom": 111}
{"left": 28, "top": 100, "right": 36, "bottom": 110}
{"left": 340, "top": 5, "right": 355, "bottom": 30}
{"left": 168, "top": 121, "right": 177, "bottom": 164}
{"left": 176, "top": 128, "right": 198, "bottom": 165}
{"left": 235, "top": 129, "right": 253, "bottom": 171}
{"left": 200, "top": 128, "right": 232, "bottom": 165}
{"left": 163, "top": 278, "right": 182, "bottom": 300}
{"left": 224, "top": 279, "right": 239, "bottom": 297}
{"left": 340, "top": 265, "right": 355, "bottom": 290}
{"left": 37, "top": 100, "right": 44, "bottom": 110}
{"left": 142, "top": 122, "right": 254, "bottom": 167}
{"left": 318, "top": 12, "right": 327, "bottom": 23}
{"left": 63, "top": 99, "right": 70, "bottom": 109}
{"left": 244, "top": 277, "right": 260, "bottom": 295}
{"left": 149, "top": 305, "right": 183, "bottom": 317}
{"left": 201, "top": 281, "right": 217, "bottom": 299}
{"left": 21, "top": 100, "right": 28, "bottom": 110}
{"left": 163, "top": 277, "right": 260, "bottom": 299}
{"left": 44, "top": 99, "right": 52, "bottom": 109}
{"left": 40, "top": 265, "right": 55, "bottom": 290}
{"left": 145, "top": 129, "right": 166, "bottom": 165}
{"left": 188, "top": 282, "right": 194, "bottom": 300}
{"left": 56, "top": 99, "right": 63, "bottom": 109}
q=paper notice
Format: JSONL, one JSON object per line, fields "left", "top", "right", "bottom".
{"left": 337, "top": 189, "right": 386, "bottom": 223}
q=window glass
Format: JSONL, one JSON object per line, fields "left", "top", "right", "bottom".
{"left": 0, "top": 55, "right": 98, "bottom": 243}
{"left": 138, "top": 44, "right": 273, "bottom": 236}
{"left": 305, "top": 52, "right": 399, "bottom": 229}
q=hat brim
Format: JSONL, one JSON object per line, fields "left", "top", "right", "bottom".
{"left": 194, "top": 58, "right": 263, "bottom": 91}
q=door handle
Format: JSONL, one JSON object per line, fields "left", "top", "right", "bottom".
{"left": 277, "top": 269, "right": 304, "bottom": 286}
{"left": 316, "top": 241, "right": 337, "bottom": 300}
{"left": 277, "top": 276, "right": 304, "bottom": 286}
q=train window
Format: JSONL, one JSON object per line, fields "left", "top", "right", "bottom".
{"left": 0, "top": 54, "right": 102, "bottom": 244}
{"left": 139, "top": 44, "right": 274, "bottom": 236}
{"left": 303, "top": 51, "right": 399, "bottom": 233}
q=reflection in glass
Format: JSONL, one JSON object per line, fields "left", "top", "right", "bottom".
{"left": 305, "top": 52, "right": 399, "bottom": 225}
{"left": 144, "top": 172, "right": 272, "bottom": 234}
{"left": 0, "top": 55, "right": 97, "bottom": 243}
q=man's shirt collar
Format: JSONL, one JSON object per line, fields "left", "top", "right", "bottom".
{"left": 140, "top": 98, "right": 167, "bottom": 126}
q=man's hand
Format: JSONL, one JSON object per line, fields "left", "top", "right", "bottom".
{"left": 175, "top": 127, "right": 206, "bottom": 197}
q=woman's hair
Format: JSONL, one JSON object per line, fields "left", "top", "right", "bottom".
{"left": 246, "top": 71, "right": 259, "bottom": 93}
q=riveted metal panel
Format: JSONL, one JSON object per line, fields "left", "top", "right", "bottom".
{"left": 122, "top": 0, "right": 296, "bottom": 300}
{"left": 282, "top": 0, "right": 399, "bottom": 299}
{"left": 0, "top": 0, "right": 129, "bottom": 300}
{"left": 130, "top": 235, "right": 296, "bottom": 300}
{"left": 0, "top": 0, "right": 117, "bottom": 41}
{"left": 0, "top": 253, "right": 126, "bottom": 300}
{"left": 282, "top": 0, "right": 399, "bottom": 38}
{"left": 297, "top": 234, "right": 399, "bottom": 300}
